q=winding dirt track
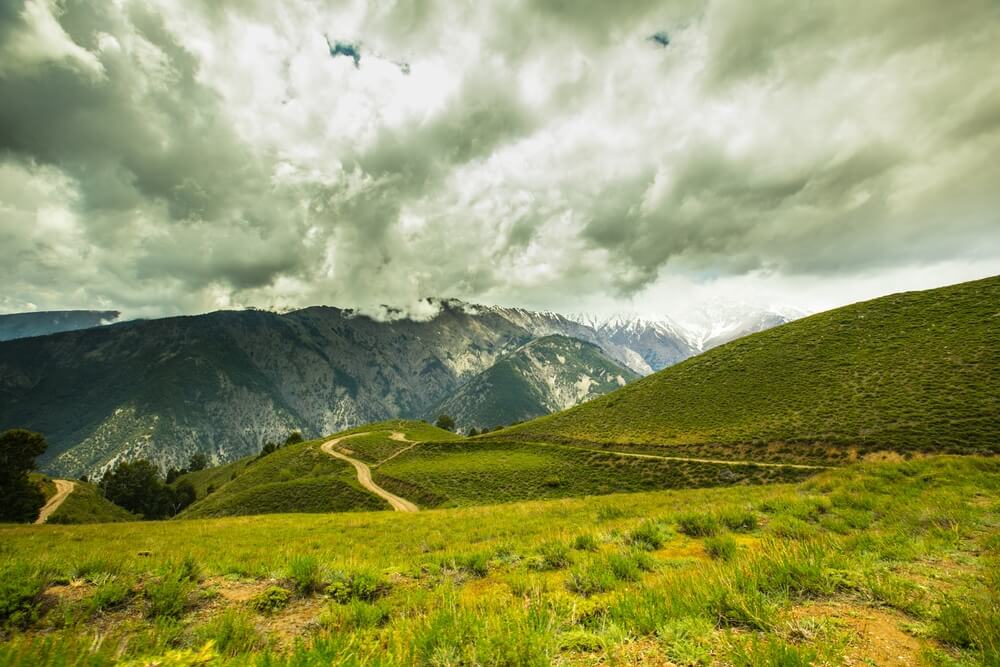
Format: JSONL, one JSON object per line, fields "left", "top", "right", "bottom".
{"left": 35, "top": 479, "right": 76, "bottom": 524}
{"left": 321, "top": 433, "right": 419, "bottom": 512}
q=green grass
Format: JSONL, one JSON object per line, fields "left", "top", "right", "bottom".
{"left": 46, "top": 481, "right": 135, "bottom": 524}
{"left": 174, "top": 457, "right": 254, "bottom": 499}
{"left": 0, "top": 457, "right": 996, "bottom": 665}
{"left": 331, "top": 420, "right": 460, "bottom": 464}
{"left": 178, "top": 437, "right": 386, "bottom": 518}
{"left": 494, "top": 276, "right": 1000, "bottom": 463}
{"left": 374, "top": 440, "right": 811, "bottom": 507}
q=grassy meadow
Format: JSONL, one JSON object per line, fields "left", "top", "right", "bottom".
{"left": 1, "top": 456, "right": 998, "bottom": 665}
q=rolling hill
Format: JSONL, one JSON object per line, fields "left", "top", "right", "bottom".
{"left": 495, "top": 276, "right": 1000, "bottom": 463}
{"left": 431, "top": 335, "right": 639, "bottom": 431}
{"left": 178, "top": 421, "right": 458, "bottom": 518}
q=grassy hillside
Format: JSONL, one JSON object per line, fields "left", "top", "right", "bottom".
{"left": 431, "top": 335, "right": 639, "bottom": 431}
{"left": 179, "top": 438, "right": 386, "bottom": 518}
{"left": 498, "top": 276, "right": 1000, "bottom": 463}
{"left": 174, "top": 457, "right": 256, "bottom": 500}
{"left": 177, "top": 422, "right": 456, "bottom": 518}
{"left": 0, "top": 457, "right": 997, "bottom": 665}
{"left": 326, "top": 419, "right": 461, "bottom": 464}
{"left": 374, "top": 440, "right": 813, "bottom": 508}
{"left": 46, "top": 481, "right": 135, "bottom": 525}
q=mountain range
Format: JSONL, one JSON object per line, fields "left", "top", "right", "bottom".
{"left": 0, "top": 299, "right": 793, "bottom": 477}
{"left": 0, "top": 310, "right": 120, "bottom": 342}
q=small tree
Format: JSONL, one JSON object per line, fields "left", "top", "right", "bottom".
{"left": 434, "top": 415, "right": 455, "bottom": 432}
{"left": 187, "top": 453, "right": 208, "bottom": 472}
{"left": 467, "top": 427, "right": 479, "bottom": 437}
{"left": 0, "top": 429, "right": 47, "bottom": 523}
{"left": 284, "top": 432, "right": 304, "bottom": 446}
{"left": 259, "top": 442, "right": 277, "bottom": 458}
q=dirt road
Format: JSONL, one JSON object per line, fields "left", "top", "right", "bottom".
{"left": 35, "top": 479, "right": 76, "bottom": 524}
{"left": 555, "top": 443, "right": 831, "bottom": 470}
{"left": 321, "top": 434, "right": 419, "bottom": 512}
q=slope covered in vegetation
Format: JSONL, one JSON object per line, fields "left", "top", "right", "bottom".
{"left": 498, "top": 276, "right": 1000, "bottom": 463}
{"left": 177, "top": 421, "right": 458, "bottom": 518}
{"left": 45, "top": 481, "right": 135, "bottom": 525}
{"left": 0, "top": 457, "right": 997, "bottom": 665}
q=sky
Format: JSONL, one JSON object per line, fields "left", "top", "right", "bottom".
{"left": 1, "top": 0, "right": 999, "bottom": 322}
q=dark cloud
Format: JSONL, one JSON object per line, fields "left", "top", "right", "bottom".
{"left": 0, "top": 0, "right": 998, "bottom": 318}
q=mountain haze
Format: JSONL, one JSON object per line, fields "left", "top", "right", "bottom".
{"left": 0, "top": 310, "right": 120, "bottom": 341}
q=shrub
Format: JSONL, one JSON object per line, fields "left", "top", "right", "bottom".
{"left": 322, "top": 599, "right": 392, "bottom": 631}
{"left": 327, "top": 570, "right": 389, "bottom": 603}
{"left": 717, "top": 508, "right": 759, "bottom": 532}
{"left": 0, "top": 563, "right": 47, "bottom": 628}
{"left": 606, "top": 552, "right": 642, "bottom": 583}
{"left": 528, "top": 541, "right": 572, "bottom": 571}
{"left": 195, "top": 609, "right": 262, "bottom": 657}
{"left": 704, "top": 535, "right": 738, "bottom": 561}
{"left": 657, "top": 616, "right": 714, "bottom": 666}
{"left": 248, "top": 586, "right": 291, "bottom": 614}
{"left": 628, "top": 520, "right": 667, "bottom": 550}
{"left": 566, "top": 564, "right": 617, "bottom": 597}
{"left": 676, "top": 513, "right": 720, "bottom": 537}
{"left": 145, "top": 571, "right": 193, "bottom": 619}
{"left": 730, "top": 635, "right": 817, "bottom": 666}
{"left": 89, "top": 578, "right": 133, "bottom": 613}
{"left": 573, "top": 534, "right": 599, "bottom": 552}
{"left": 287, "top": 555, "right": 324, "bottom": 596}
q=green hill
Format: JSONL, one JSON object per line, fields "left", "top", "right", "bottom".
{"left": 496, "top": 276, "right": 1000, "bottom": 464}
{"left": 46, "top": 481, "right": 136, "bottom": 524}
{"left": 178, "top": 421, "right": 458, "bottom": 518}
{"left": 431, "top": 335, "right": 639, "bottom": 432}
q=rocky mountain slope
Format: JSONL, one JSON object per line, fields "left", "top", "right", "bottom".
{"left": 0, "top": 310, "right": 120, "bottom": 341}
{"left": 431, "top": 335, "right": 639, "bottom": 431}
{"left": 0, "top": 299, "right": 791, "bottom": 478}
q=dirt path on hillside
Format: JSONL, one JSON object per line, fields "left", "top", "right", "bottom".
{"left": 35, "top": 479, "right": 76, "bottom": 524}
{"left": 377, "top": 432, "right": 419, "bottom": 465}
{"left": 321, "top": 434, "right": 419, "bottom": 512}
{"left": 556, "top": 444, "right": 831, "bottom": 470}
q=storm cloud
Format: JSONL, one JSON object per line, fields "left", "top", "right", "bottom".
{"left": 1, "top": 0, "right": 999, "bottom": 319}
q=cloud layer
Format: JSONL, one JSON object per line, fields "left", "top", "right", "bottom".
{"left": 1, "top": 0, "right": 999, "bottom": 318}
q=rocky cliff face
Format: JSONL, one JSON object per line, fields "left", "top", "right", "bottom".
{"left": 431, "top": 335, "right": 639, "bottom": 431}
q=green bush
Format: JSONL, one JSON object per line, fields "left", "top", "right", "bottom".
{"left": 247, "top": 586, "right": 291, "bottom": 614}
{"left": 657, "top": 616, "right": 714, "bottom": 666}
{"left": 322, "top": 599, "right": 392, "bottom": 631}
{"left": 89, "top": 578, "right": 133, "bottom": 613}
{"left": 730, "top": 636, "right": 818, "bottom": 666}
{"left": 628, "top": 520, "right": 667, "bottom": 550}
{"left": 145, "top": 571, "right": 193, "bottom": 619}
{"left": 287, "top": 555, "right": 324, "bottom": 596}
{"left": 566, "top": 563, "right": 617, "bottom": 597}
{"left": 717, "top": 508, "right": 759, "bottom": 532}
{"left": 704, "top": 535, "right": 738, "bottom": 561}
{"left": 195, "top": 609, "right": 262, "bottom": 657}
{"left": 676, "top": 513, "right": 720, "bottom": 537}
{"left": 327, "top": 570, "right": 389, "bottom": 603}
{"left": 0, "top": 563, "right": 47, "bottom": 629}
{"left": 528, "top": 541, "right": 572, "bottom": 571}
{"left": 572, "top": 534, "right": 599, "bottom": 552}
